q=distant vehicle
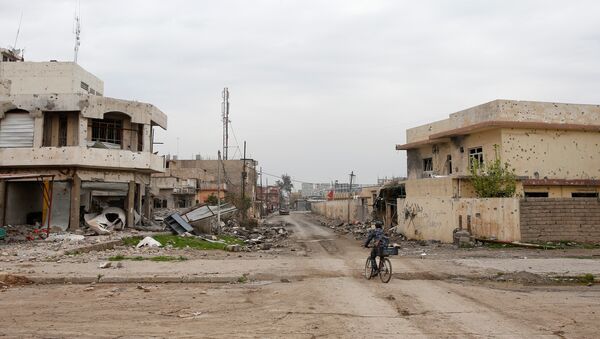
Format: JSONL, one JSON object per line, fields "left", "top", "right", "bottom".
{"left": 279, "top": 190, "right": 290, "bottom": 215}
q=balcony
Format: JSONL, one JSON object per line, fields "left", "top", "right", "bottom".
{"left": 0, "top": 146, "right": 165, "bottom": 173}
{"left": 173, "top": 187, "right": 197, "bottom": 195}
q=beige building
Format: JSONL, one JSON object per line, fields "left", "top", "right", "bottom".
{"left": 0, "top": 55, "right": 167, "bottom": 231}
{"left": 395, "top": 100, "right": 600, "bottom": 243}
{"left": 151, "top": 158, "right": 257, "bottom": 215}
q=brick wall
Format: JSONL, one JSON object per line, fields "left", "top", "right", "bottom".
{"left": 520, "top": 198, "right": 600, "bottom": 242}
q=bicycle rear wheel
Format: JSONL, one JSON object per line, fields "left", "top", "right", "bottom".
{"left": 364, "top": 258, "right": 374, "bottom": 280}
{"left": 379, "top": 258, "right": 392, "bottom": 283}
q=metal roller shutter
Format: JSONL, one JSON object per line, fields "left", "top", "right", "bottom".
{"left": 0, "top": 113, "right": 34, "bottom": 147}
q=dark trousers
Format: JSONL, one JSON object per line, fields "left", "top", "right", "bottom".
{"left": 370, "top": 246, "right": 382, "bottom": 270}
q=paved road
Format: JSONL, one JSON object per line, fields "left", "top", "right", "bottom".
{"left": 2, "top": 212, "right": 599, "bottom": 338}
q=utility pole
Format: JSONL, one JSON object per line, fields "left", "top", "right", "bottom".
{"left": 217, "top": 150, "right": 222, "bottom": 225}
{"left": 259, "top": 167, "right": 263, "bottom": 217}
{"left": 348, "top": 171, "right": 355, "bottom": 223}
{"left": 241, "top": 141, "right": 247, "bottom": 221}
{"left": 266, "top": 178, "right": 269, "bottom": 214}
{"left": 221, "top": 88, "right": 230, "bottom": 160}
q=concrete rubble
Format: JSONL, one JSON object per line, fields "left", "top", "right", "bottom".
{"left": 221, "top": 218, "right": 292, "bottom": 251}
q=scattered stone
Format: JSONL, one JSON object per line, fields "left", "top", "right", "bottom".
{"left": 116, "top": 262, "right": 123, "bottom": 268}
{"left": 84, "top": 286, "right": 95, "bottom": 292}
{"left": 98, "top": 262, "right": 112, "bottom": 269}
{"left": 225, "top": 244, "right": 241, "bottom": 252}
{"left": 280, "top": 278, "right": 291, "bottom": 283}
{"left": 137, "top": 284, "right": 150, "bottom": 292}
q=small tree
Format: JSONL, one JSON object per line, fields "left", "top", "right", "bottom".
{"left": 470, "top": 145, "right": 517, "bottom": 198}
{"left": 205, "top": 193, "right": 218, "bottom": 205}
{"left": 276, "top": 174, "right": 293, "bottom": 192}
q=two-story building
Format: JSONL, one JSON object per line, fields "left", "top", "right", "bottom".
{"left": 150, "top": 158, "right": 256, "bottom": 215}
{"left": 395, "top": 100, "right": 600, "bottom": 243}
{"left": 0, "top": 55, "right": 167, "bottom": 231}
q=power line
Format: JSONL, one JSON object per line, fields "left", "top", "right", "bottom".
{"left": 259, "top": 171, "right": 314, "bottom": 185}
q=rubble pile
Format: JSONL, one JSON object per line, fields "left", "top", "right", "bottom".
{"left": 221, "top": 219, "right": 292, "bottom": 251}
{"left": 306, "top": 214, "right": 374, "bottom": 240}
{"left": 322, "top": 220, "right": 371, "bottom": 240}
{"left": 2, "top": 224, "right": 51, "bottom": 242}
{"left": 308, "top": 214, "right": 408, "bottom": 243}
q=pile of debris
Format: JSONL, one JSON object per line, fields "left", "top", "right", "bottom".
{"left": 321, "top": 220, "right": 371, "bottom": 240}
{"left": 221, "top": 219, "right": 292, "bottom": 251}
{"left": 309, "top": 214, "right": 408, "bottom": 243}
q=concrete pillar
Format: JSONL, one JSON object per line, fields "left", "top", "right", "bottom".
{"left": 126, "top": 181, "right": 135, "bottom": 228}
{"left": 69, "top": 175, "right": 81, "bottom": 231}
{"left": 143, "top": 125, "right": 151, "bottom": 152}
{"left": 143, "top": 185, "right": 151, "bottom": 219}
{"left": 80, "top": 117, "right": 88, "bottom": 146}
{"left": 136, "top": 183, "right": 143, "bottom": 216}
{"left": 0, "top": 180, "right": 6, "bottom": 226}
{"left": 33, "top": 117, "right": 44, "bottom": 148}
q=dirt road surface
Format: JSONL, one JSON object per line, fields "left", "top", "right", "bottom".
{"left": 2, "top": 212, "right": 599, "bottom": 338}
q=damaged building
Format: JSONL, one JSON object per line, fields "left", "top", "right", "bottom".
{"left": 395, "top": 99, "right": 600, "bottom": 243}
{"left": 0, "top": 54, "right": 167, "bottom": 232}
{"left": 151, "top": 158, "right": 258, "bottom": 216}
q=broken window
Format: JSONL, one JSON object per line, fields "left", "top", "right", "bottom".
{"left": 423, "top": 158, "right": 433, "bottom": 172}
{"left": 42, "top": 112, "right": 78, "bottom": 147}
{"left": 469, "top": 147, "right": 484, "bottom": 169}
{"left": 446, "top": 155, "right": 452, "bottom": 174}
{"left": 176, "top": 198, "right": 189, "bottom": 208}
{"left": 524, "top": 192, "right": 549, "bottom": 198}
{"left": 91, "top": 119, "right": 122, "bottom": 145}
{"left": 80, "top": 81, "right": 89, "bottom": 91}
{"left": 153, "top": 198, "right": 167, "bottom": 208}
{"left": 572, "top": 192, "right": 599, "bottom": 198}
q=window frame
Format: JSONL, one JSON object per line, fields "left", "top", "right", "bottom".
{"left": 468, "top": 147, "right": 484, "bottom": 169}
{"left": 423, "top": 157, "right": 433, "bottom": 172}
{"left": 91, "top": 118, "right": 123, "bottom": 146}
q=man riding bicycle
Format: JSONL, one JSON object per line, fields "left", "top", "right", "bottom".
{"left": 364, "top": 221, "right": 387, "bottom": 273}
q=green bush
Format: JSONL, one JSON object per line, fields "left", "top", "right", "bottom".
{"left": 470, "top": 145, "right": 517, "bottom": 198}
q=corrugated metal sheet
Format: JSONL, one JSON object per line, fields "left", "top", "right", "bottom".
{"left": 0, "top": 113, "right": 34, "bottom": 147}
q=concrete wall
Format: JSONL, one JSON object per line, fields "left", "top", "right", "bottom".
{"left": 1, "top": 93, "right": 167, "bottom": 130}
{"left": 520, "top": 198, "right": 600, "bottom": 242}
{"left": 397, "top": 197, "right": 520, "bottom": 243}
{"left": 0, "top": 62, "right": 104, "bottom": 95}
{"left": 0, "top": 147, "right": 164, "bottom": 173}
{"left": 311, "top": 199, "right": 364, "bottom": 222}
{"left": 405, "top": 100, "right": 600, "bottom": 144}
{"left": 407, "top": 129, "right": 502, "bottom": 179}
{"left": 502, "top": 129, "right": 600, "bottom": 180}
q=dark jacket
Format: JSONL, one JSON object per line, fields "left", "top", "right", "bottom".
{"left": 364, "top": 228, "right": 385, "bottom": 248}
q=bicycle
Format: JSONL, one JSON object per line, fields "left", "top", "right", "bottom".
{"left": 364, "top": 246, "right": 397, "bottom": 283}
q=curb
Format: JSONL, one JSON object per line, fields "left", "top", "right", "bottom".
{"left": 28, "top": 275, "right": 243, "bottom": 285}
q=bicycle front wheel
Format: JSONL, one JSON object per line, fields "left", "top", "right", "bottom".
{"left": 379, "top": 258, "right": 392, "bottom": 283}
{"left": 364, "top": 258, "right": 374, "bottom": 280}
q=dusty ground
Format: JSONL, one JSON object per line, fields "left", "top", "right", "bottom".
{"left": 1, "top": 212, "right": 600, "bottom": 338}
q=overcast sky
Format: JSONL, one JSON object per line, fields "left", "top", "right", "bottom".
{"left": 1, "top": 0, "right": 599, "bottom": 185}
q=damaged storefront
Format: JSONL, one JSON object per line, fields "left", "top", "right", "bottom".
{"left": 0, "top": 60, "right": 167, "bottom": 236}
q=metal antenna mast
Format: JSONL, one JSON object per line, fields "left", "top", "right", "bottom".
{"left": 221, "top": 87, "right": 230, "bottom": 160}
{"left": 12, "top": 12, "right": 23, "bottom": 51}
{"left": 73, "top": 1, "right": 81, "bottom": 63}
